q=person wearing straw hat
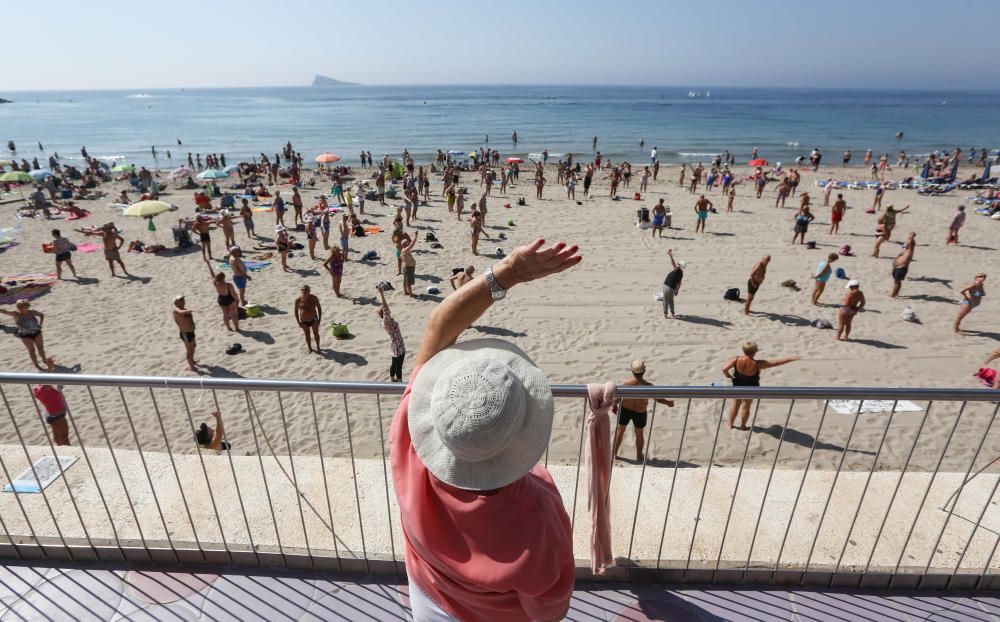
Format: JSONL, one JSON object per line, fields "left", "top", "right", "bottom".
{"left": 611, "top": 360, "right": 674, "bottom": 461}
{"left": 391, "top": 238, "right": 581, "bottom": 622}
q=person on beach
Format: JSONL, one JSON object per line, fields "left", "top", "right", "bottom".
{"left": 272, "top": 191, "right": 286, "bottom": 227}
{"left": 792, "top": 205, "right": 815, "bottom": 245}
{"left": 1, "top": 300, "right": 49, "bottom": 370}
{"left": 678, "top": 163, "right": 686, "bottom": 188}
{"left": 470, "top": 209, "right": 483, "bottom": 255}
{"left": 339, "top": 214, "right": 351, "bottom": 259}
{"left": 745, "top": 255, "right": 770, "bottom": 315}
{"left": 662, "top": 249, "right": 685, "bottom": 318}
{"left": 79, "top": 223, "right": 129, "bottom": 277}
{"left": 837, "top": 280, "right": 866, "bottom": 341}
{"left": 172, "top": 295, "right": 198, "bottom": 371}
{"left": 305, "top": 216, "right": 318, "bottom": 260}
{"left": 292, "top": 187, "right": 304, "bottom": 226}
{"left": 693, "top": 195, "right": 711, "bottom": 233}
{"left": 320, "top": 208, "right": 331, "bottom": 249}
{"left": 208, "top": 268, "right": 240, "bottom": 332}
{"left": 276, "top": 226, "right": 291, "bottom": 272}
{"left": 872, "top": 182, "right": 886, "bottom": 210}
{"left": 227, "top": 246, "right": 250, "bottom": 305}
{"left": 239, "top": 199, "right": 256, "bottom": 240}
{"left": 377, "top": 287, "right": 406, "bottom": 382}
{"left": 823, "top": 179, "right": 833, "bottom": 207}
{"left": 216, "top": 211, "right": 236, "bottom": 250}
{"left": 890, "top": 233, "right": 916, "bottom": 298}
{"left": 401, "top": 232, "right": 419, "bottom": 296}
{"left": 322, "top": 245, "right": 345, "bottom": 297}
{"left": 33, "top": 357, "right": 70, "bottom": 446}
{"left": 947, "top": 205, "right": 966, "bottom": 245}
{"left": 775, "top": 177, "right": 791, "bottom": 208}
{"left": 390, "top": 237, "right": 579, "bottom": 622}
{"left": 830, "top": 193, "right": 846, "bottom": 235}
{"left": 843, "top": 150, "right": 852, "bottom": 167}
{"left": 192, "top": 217, "right": 214, "bottom": 262}
{"left": 955, "top": 273, "right": 987, "bottom": 333}
{"left": 449, "top": 266, "right": 475, "bottom": 290}
{"left": 50, "top": 229, "right": 78, "bottom": 280}
{"left": 195, "top": 411, "right": 230, "bottom": 452}
{"left": 813, "top": 253, "right": 838, "bottom": 305}
{"left": 611, "top": 360, "right": 674, "bottom": 461}
{"left": 294, "top": 284, "right": 323, "bottom": 353}
{"left": 651, "top": 199, "right": 667, "bottom": 237}
{"left": 872, "top": 205, "right": 909, "bottom": 257}
{"left": 722, "top": 342, "right": 800, "bottom": 430}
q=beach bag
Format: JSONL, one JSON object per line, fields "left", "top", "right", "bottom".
{"left": 245, "top": 303, "right": 261, "bottom": 318}
{"left": 724, "top": 287, "right": 741, "bottom": 301}
{"left": 376, "top": 281, "right": 394, "bottom": 291}
{"left": 812, "top": 319, "right": 833, "bottom": 329}
{"left": 805, "top": 240, "right": 816, "bottom": 249}
{"left": 516, "top": 198, "right": 526, "bottom": 206}
{"left": 633, "top": 192, "right": 641, "bottom": 200}
{"left": 900, "top": 306, "right": 918, "bottom": 323}
{"left": 425, "top": 232, "right": 437, "bottom": 242}
{"left": 495, "top": 248, "right": 505, "bottom": 258}
{"left": 362, "top": 250, "right": 378, "bottom": 261}
{"left": 331, "top": 323, "right": 349, "bottom": 338}
{"left": 426, "top": 286, "right": 440, "bottom": 295}
{"left": 225, "top": 343, "right": 243, "bottom": 355}
{"left": 835, "top": 267, "right": 848, "bottom": 280}
{"left": 975, "top": 367, "right": 997, "bottom": 387}
{"left": 839, "top": 244, "right": 852, "bottom": 256}
{"left": 237, "top": 306, "right": 248, "bottom": 320}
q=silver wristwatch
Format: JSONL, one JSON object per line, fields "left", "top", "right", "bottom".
{"left": 485, "top": 268, "right": 507, "bottom": 301}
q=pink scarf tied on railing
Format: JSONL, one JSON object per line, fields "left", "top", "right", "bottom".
{"left": 587, "top": 382, "right": 616, "bottom": 575}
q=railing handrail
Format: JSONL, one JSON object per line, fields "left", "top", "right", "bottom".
{"left": 0, "top": 372, "right": 997, "bottom": 401}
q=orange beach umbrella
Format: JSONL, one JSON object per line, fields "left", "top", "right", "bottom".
{"left": 315, "top": 153, "right": 341, "bottom": 164}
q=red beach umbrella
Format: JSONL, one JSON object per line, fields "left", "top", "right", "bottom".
{"left": 315, "top": 153, "right": 341, "bottom": 164}
{"left": 749, "top": 159, "right": 768, "bottom": 167}
{"left": 505, "top": 157, "right": 524, "bottom": 164}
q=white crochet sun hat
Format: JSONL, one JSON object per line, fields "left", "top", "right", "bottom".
{"left": 408, "top": 338, "right": 553, "bottom": 491}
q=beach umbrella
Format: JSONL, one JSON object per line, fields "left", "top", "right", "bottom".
{"left": 196, "top": 169, "right": 229, "bottom": 180}
{"left": 505, "top": 157, "right": 524, "bottom": 164}
{"left": 167, "top": 166, "right": 193, "bottom": 180}
{"left": 0, "top": 171, "right": 34, "bottom": 203}
{"left": 0, "top": 160, "right": 11, "bottom": 167}
{"left": 28, "top": 169, "right": 53, "bottom": 180}
{"left": 315, "top": 153, "right": 341, "bottom": 164}
{"left": 223, "top": 164, "right": 240, "bottom": 174}
{"left": 122, "top": 200, "right": 172, "bottom": 218}
{"left": 112, "top": 164, "right": 134, "bottom": 173}
{"left": 748, "top": 159, "right": 768, "bottom": 167}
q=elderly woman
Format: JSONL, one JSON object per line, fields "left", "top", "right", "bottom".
{"left": 392, "top": 239, "right": 580, "bottom": 621}
{"left": 722, "top": 341, "right": 800, "bottom": 430}
{"left": 955, "top": 273, "right": 987, "bottom": 333}
{"left": 1, "top": 300, "right": 49, "bottom": 369}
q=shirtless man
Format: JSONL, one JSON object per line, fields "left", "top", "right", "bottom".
{"left": 79, "top": 223, "right": 129, "bottom": 277}
{"left": 449, "top": 265, "right": 475, "bottom": 290}
{"left": 294, "top": 285, "right": 323, "bottom": 353}
{"left": 611, "top": 360, "right": 674, "bottom": 461}
{"left": 292, "top": 187, "right": 304, "bottom": 226}
{"left": 192, "top": 217, "right": 214, "bottom": 261}
{"left": 693, "top": 195, "right": 712, "bottom": 233}
{"left": 229, "top": 246, "right": 251, "bottom": 305}
{"left": 172, "top": 295, "right": 198, "bottom": 371}
{"left": 830, "top": 193, "right": 847, "bottom": 234}
{"left": 651, "top": 199, "right": 667, "bottom": 237}
{"left": 837, "top": 280, "right": 866, "bottom": 341}
{"left": 689, "top": 164, "right": 702, "bottom": 193}
{"left": 400, "top": 232, "right": 419, "bottom": 296}
{"left": 745, "top": 255, "right": 770, "bottom": 315}
{"left": 890, "top": 232, "right": 916, "bottom": 298}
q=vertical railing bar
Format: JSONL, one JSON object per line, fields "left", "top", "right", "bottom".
{"left": 375, "top": 394, "right": 398, "bottom": 572}
{"left": 773, "top": 400, "right": 830, "bottom": 578}
{"left": 568, "top": 399, "right": 588, "bottom": 535}
{"left": 684, "top": 398, "right": 727, "bottom": 582}
{"left": 741, "top": 399, "right": 796, "bottom": 584}
{"left": 209, "top": 389, "right": 260, "bottom": 567}
{"left": 115, "top": 385, "right": 179, "bottom": 563}
{"left": 801, "top": 399, "right": 864, "bottom": 585}
{"left": 829, "top": 400, "right": 900, "bottom": 586}
{"left": 30, "top": 385, "right": 126, "bottom": 562}
{"left": 20, "top": 384, "right": 101, "bottom": 560}
{"left": 342, "top": 393, "right": 370, "bottom": 574}
{"left": 0, "top": 440, "right": 34, "bottom": 559}
{"left": 945, "top": 403, "right": 1000, "bottom": 589}
{"left": 89, "top": 385, "right": 153, "bottom": 561}
{"left": 918, "top": 400, "right": 995, "bottom": 588}
{"left": 276, "top": 391, "right": 314, "bottom": 568}
{"left": 308, "top": 392, "right": 341, "bottom": 570}
{"left": 713, "top": 399, "right": 763, "bottom": 579}
{"left": 624, "top": 401, "right": 658, "bottom": 582}
{"left": 0, "top": 385, "right": 73, "bottom": 559}
{"left": 656, "top": 398, "right": 691, "bottom": 570}
{"left": 179, "top": 388, "right": 234, "bottom": 565}
{"left": 243, "top": 391, "right": 287, "bottom": 566}
{"left": 543, "top": 439, "right": 549, "bottom": 469}
{"left": 148, "top": 387, "right": 205, "bottom": 561}
{"left": 861, "top": 401, "right": 935, "bottom": 577}
{"left": 975, "top": 433, "right": 1000, "bottom": 591}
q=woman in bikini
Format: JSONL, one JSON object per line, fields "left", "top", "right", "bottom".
{"left": 322, "top": 245, "right": 345, "bottom": 297}
{"left": 305, "top": 216, "right": 318, "bottom": 260}
{"left": 209, "top": 270, "right": 240, "bottom": 331}
{"left": 871, "top": 205, "right": 909, "bottom": 257}
{"left": 470, "top": 209, "right": 483, "bottom": 255}
{"left": 955, "top": 273, "right": 987, "bottom": 333}
{"left": 320, "top": 209, "right": 331, "bottom": 250}
{"left": 275, "top": 226, "right": 291, "bottom": 272}
{"left": 836, "top": 280, "right": 865, "bottom": 341}
{"left": 0, "top": 300, "right": 49, "bottom": 369}
{"left": 722, "top": 341, "right": 800, "bottom": 430}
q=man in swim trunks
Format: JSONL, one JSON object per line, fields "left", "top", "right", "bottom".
{"left": 400, "top": 231, "right": 419, "bottom": 296}
{"left": 611, "top": 360, "right": 674, "bottom": 461}
{"left": 449, "top": 266, "right": 475, "bottom": 290}
{"left": 837, "top": 280, "right": 866, "bottom": 341}
{"left": 172, "top": 295, "right": 198, "bottom": 371}
{"left": 651, "top": 199, "right": 667, "bottom": 238}
{"left": 80, "top": 223, "right": 129, "bottom": 277}
{"left": 830, "top": 193, "right": 847, "bottom": 234}
{"left": 693, "top": 195, "right": 712, "bottom": 233}
{"left": 34, "top": 357, "right": 70, "bottom": 446}
{"left": 192, "top": 217, "right": 214, "bottom": 262}
{"left": 890, "top": 232, "right": 916, "bottom": 298}
{"left": 744, "top": 255, "right": 770, "bottom": 315}
{"left": 294, "top": 285, "right": 323, "bottom": 353}
{"left": 228, "top": 246, "right": 251, "bottom": 305}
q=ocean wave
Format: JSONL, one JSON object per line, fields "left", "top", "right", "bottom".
{"left": 126, "top": 93, "right": 152, "bottom": 99}
{"left": 678, "top": 152, "right": 721, "bottom": 157}
{"left": 786, "top": 141, "right": 800, "bottom": 147}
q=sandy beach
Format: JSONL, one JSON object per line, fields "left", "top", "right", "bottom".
{"left": 1, "top": 160, "right": 998, "bottom": 472}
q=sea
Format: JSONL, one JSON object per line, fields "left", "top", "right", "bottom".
{"left": 1, "top": 85, "right": 998, "bottom": 169}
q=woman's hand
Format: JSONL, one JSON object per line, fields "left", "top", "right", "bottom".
{"left": 492, "top": 239, "right": 582, "bottom": 289}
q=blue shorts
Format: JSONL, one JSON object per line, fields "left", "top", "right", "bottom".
{"left": 697, "top": 211, "right": 708, "bottom": 220}
{"left": 652, "top": 216, "right": 664, "bottom": 227}
{"left": 233, "top": 275, "right": 247, "bottom": 289}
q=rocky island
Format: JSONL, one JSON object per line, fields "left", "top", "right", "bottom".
{"left": 311, "top": 75, "right": 359, "bottom": 87}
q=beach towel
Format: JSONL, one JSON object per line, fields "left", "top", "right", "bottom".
{"left": 830, "top": 400, "right": 923, "bottom": 415}
{"left": 0, "top": 284, "right": 52, "bottom": 305}
{"left": 217, "top": 261, "right": 270, "bottom": 272}
{"left": 587, "top": 382, "right": 616, "bottom": 575}
{"left": 75, "top": 243, "right": 103, "bottom": 253}
{"left": 3, "top": 274, "right": 56, "bottom": 287}
{"left": 251, "top": 206, "right": 272, "bottom": 213}
{"left": 363, "top": 226, "right": 382, "bottom": 235}
{"left": 66, "top": 210, "right": 90, "bottom": 221}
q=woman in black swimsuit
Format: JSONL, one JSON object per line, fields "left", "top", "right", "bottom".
{"left": 721, "top": 341, "right": 800, "bottom": 430}
{"left": 210, "top": 270, "right": 240, "bottom": 331}
{"left": 0, "top": 300, "right": 48, "bottom": 369}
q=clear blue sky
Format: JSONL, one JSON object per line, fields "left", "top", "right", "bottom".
{"left": 6, "top": 0, "right": 999, "bottom": 91}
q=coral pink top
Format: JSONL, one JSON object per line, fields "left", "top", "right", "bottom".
{"left": 390, "top": 365, "right": 575, "bottom": 622}
{"left": 33, "top": 385, "right": 66, "bottom": 415}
